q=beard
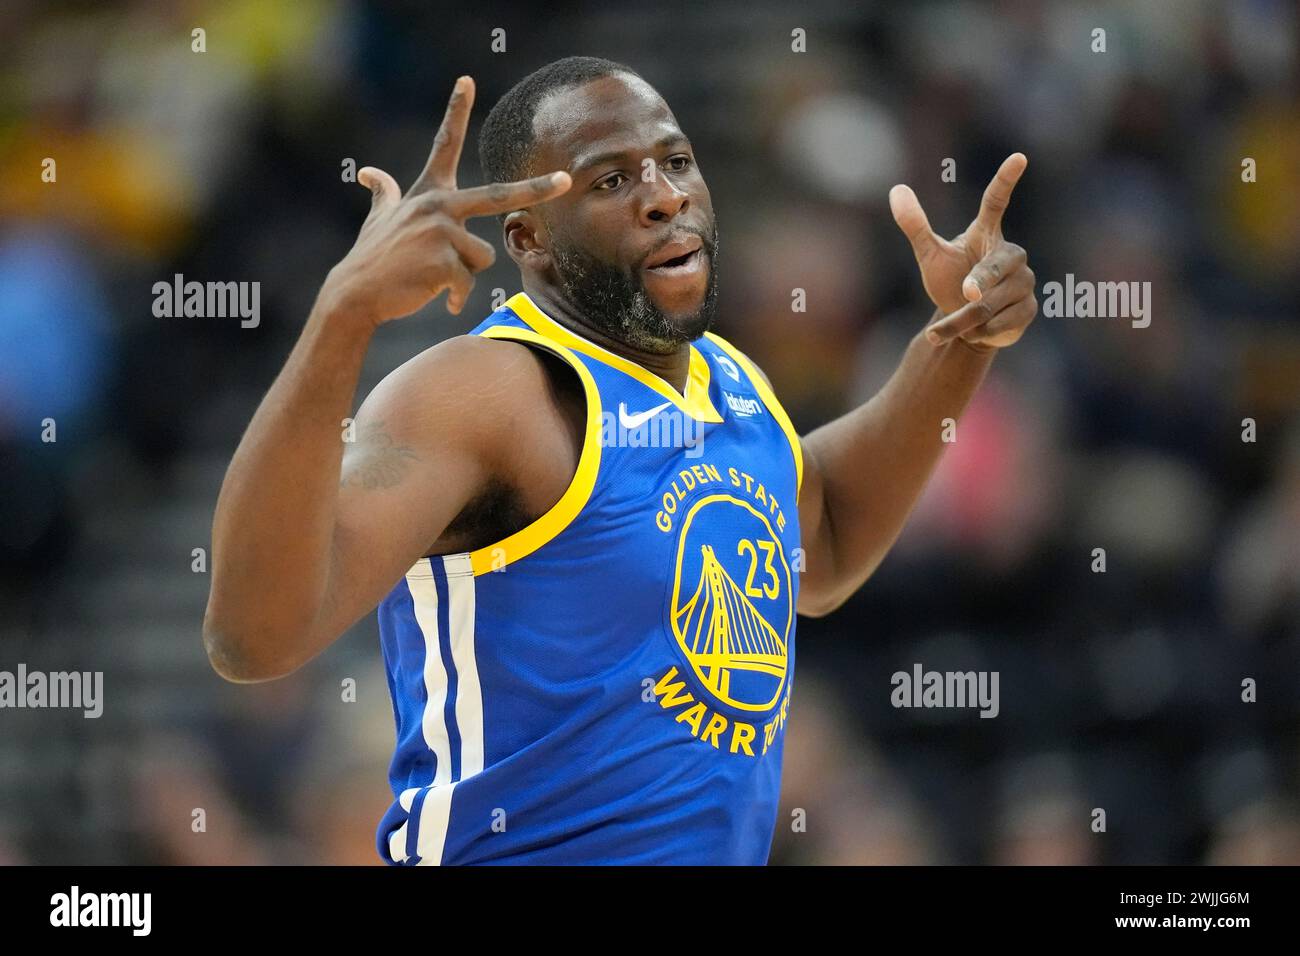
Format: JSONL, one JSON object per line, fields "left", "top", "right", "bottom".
{"left": 548, "top": 223, "right": 720, "bottom": 355}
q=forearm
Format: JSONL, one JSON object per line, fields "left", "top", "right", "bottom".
{"left": 204, "top": 280, "right": 374, "bottom": 675}
{"left": 802, "top": 322, "right": 995, "bottom": 605}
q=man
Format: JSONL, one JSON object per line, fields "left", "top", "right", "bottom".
{"left": 203, "top": 56, "right": 1036, "bottom": 864}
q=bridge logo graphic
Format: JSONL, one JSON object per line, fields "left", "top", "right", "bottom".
{"left": 669, "top": 494, "right": 792, "bottom": 712}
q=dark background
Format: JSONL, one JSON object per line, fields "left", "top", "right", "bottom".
{"left": 1, "top": 0, "right": 1297, "bottom": 864}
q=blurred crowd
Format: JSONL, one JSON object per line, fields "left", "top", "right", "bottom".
{"left": 1, "top": 0, "right": 1297, "bottom": 864}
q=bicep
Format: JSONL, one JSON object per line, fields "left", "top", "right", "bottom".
{"left": 313, "top": 338, "right": 505, "bottom": 643}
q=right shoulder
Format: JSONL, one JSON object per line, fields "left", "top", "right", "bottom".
{"left": 353, "top": 332, "right": 563, "bottom": 466}
{"left": 380, "top": 332, "right": 554, "bottom": 400}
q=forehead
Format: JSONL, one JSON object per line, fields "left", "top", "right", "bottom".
{"left": 531, "top": 73, "right": 682, "bottom": 168}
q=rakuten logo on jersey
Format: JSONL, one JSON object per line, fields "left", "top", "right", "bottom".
{"left": 724, "top": 392, "right": 763, "bottom": 418}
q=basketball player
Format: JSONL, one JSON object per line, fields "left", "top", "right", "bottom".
{"left": 203, "top": 57, "right": 1037, "bottom": 864}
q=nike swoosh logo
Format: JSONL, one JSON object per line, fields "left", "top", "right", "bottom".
{"left": 619, "top": 401, "right": 672, "bottom": 429}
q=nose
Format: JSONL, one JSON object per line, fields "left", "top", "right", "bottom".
{"left": 638, "top": 173, "right": 690, "bottom": 226}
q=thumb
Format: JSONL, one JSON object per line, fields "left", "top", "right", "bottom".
{"left": 358, "top": 166, "right": 400, "bottom": 215}
{"left": 889, "top": 184, "right": 938, "bottom": 261}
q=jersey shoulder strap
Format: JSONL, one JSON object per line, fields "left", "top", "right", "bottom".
{"left": 702, "top": 331, "right": 804, "bottom": 498}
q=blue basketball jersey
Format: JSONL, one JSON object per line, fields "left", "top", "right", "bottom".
{"left": 374, "top": 291, "right": 803, "bottom": 865}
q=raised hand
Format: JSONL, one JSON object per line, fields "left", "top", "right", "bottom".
{"left": 889, "top": 153, "right": 1037, "bottom": 351}
{"left": 324, "top": 76, "right": 571, "bottom": 327}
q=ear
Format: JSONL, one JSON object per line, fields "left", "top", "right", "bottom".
{"left": 504, "top": 210, "right": 552, "bottom": 273}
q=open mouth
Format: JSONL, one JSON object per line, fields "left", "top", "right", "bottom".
{"left": 645, "top": 245, "right": 703, "bottom": 274}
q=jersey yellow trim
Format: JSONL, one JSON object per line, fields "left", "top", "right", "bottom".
{"left": 464, "top": 326, "right": 603, "bottom": 576}
{"left": 506, "top": 292, "right": 723, "bottom": 424}
{"left": 703, "top": 331, "right": 804, "bottom": 501}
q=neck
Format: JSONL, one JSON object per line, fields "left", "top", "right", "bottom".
{"left": 522, "top": 281, "right": 692, "bottom": 396}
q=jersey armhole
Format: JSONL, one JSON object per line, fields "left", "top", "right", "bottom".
{"left": 453, "top": 326, "right": 604, "bottom": 576}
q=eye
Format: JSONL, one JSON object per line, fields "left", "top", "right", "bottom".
{"left": 595, "top": 172, "right": 627, "bottom": 191}
{"left": 665, "top": 154, "right": 692, "bottom": 172}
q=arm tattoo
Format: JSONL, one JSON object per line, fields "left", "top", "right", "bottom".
{"left": 340, "top": 419, "right": 421, "bottom": 490}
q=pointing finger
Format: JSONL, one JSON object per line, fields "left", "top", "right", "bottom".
{"left": 447, "top": 171, "right": 572, "bottom": 219}
{"left": 973, "top": 152, "right": 1027, "bottom": 234}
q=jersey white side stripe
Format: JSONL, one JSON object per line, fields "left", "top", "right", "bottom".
{"left": 406, "top": 562, "right": 453, "bottom": 787}
{"left": 405, "top": 555, "right": 483, "bottom": 866}
{"left": 444, "top": 553, "right": 484, "bottom": 777}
